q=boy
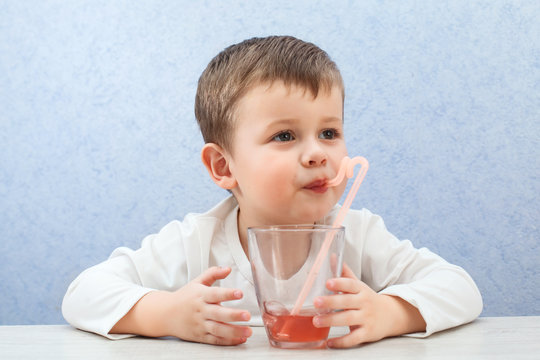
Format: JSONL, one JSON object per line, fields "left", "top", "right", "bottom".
{"left": 62, "top": 36, "right": 482, "bottom": 348}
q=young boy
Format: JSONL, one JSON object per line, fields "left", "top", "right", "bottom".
{"left": 62, "top": 36, "right": 482, "bottom": 348}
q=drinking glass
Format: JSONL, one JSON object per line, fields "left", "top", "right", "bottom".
{"left": 247, "top": 225, "right": 345, "bottom": 349}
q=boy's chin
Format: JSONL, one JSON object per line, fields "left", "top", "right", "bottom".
{"left": 260, "top": 200, "right": 336, "bottom": 225}
{"left": 290, "top": 208, "right": 334, "bottom": 225}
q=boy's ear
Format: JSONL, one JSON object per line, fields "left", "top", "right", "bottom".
{"left": 201, "top": 143, "right": 237, "bottom": 190}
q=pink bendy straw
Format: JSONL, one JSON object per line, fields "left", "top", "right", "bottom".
{"left": 290, "top": 156, "right": 369, "bottom": 315}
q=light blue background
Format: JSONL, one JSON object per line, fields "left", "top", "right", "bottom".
{"left": 1, "top": 1, "right": 538, "bottom": 325}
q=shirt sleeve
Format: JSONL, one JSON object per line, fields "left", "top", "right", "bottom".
{"left": 343, "top": 209, "right": 483, "bottom": 337}
{"left": 61, "top": 220, "right": 192, "bottom": 339}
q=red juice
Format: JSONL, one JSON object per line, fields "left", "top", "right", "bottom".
{"left": 263, "top": 311, "right": 330, "bottom": 344}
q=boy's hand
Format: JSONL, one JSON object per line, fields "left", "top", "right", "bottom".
{"left": 167, "top": 266, "right": 253, "bottom": 345}
{"left": 111, "top": 266, "right": 252, "bottom": 346}
{"left": 312, "top": 263, "right": 426, "bottom": 348}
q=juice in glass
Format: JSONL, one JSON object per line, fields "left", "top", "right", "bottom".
{"left": 263, "top": 308, "right": 330, "bottom": 348}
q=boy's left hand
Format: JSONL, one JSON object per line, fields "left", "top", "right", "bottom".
{"left": 312, "top": 263, "right": 426, "bottom": 348}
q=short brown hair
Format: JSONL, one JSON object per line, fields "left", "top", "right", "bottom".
{"left": 195, "top": 36, "right": 344, "bottom": 151}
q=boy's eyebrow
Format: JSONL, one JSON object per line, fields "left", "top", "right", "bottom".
{"left": 265, "top": 116, "right": 342, "bottom": 130}
{"left": 262, "top": 118, "right": 297, "bottom": 133}
{"left": 320, "top": 116, "right": 343, "bottom": 124}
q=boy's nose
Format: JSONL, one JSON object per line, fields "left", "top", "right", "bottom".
{"left": 301, "top": 147, "right": 327, "bottom": 167}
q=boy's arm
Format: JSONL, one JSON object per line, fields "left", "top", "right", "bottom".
{"left": 62, "top": 256, "right": 156, "bottom": 339}
{"left": 62, "top": 221, "right": 190, "bottom": 339}
{"left": 64, "top": 259, "right": 252, "bottom": 344}
{"left": 313, "top": 263, "right": 427, "bottom": 347}
{"left": 382, "top": 294, "right": 427, "bottom": 336}
{"left": 359, "top": 211, "right": 481, "bottom": 333}
{"left": 110, "top": 267, "right": 252, "bottom": 345}
{"left": 62, "top": 216, "right": 252, "bottom": 343}
{"left": 376, "top": 261, "right": 483, "bottom": 337}
{"left": 319, "top": 209, "right": 483, "bottom": 347}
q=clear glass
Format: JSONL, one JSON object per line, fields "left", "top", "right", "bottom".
{"left": 247, "top": 225, "right": 345, "bottom": 349}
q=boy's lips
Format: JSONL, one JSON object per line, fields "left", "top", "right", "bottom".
{"left": 304, "top": 179, "right": 328, "bottom": 194}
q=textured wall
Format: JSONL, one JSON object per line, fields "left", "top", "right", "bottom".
{"left": 0, "top": 1, "right": 538, "bottom": 325}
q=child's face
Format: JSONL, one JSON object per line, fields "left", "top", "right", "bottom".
{"left": 228, "top": 81, "right": 348, "bottom": 227}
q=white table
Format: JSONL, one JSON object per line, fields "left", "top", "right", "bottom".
{"left": 1, "top": 317, "right": 539, "bottom": 359}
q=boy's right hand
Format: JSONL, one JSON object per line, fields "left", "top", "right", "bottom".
{"left": 110, "top": 266, "right": 252, "bottom": 345}
{"left": 165, "top": 266, "right": 252, "bottom": 345}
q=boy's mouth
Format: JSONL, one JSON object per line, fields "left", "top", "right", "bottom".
{"left": 304, "top": 179, "right": 328, "bottom": 194}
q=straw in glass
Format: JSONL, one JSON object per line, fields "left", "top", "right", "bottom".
{"left": 290, "top": 156, "right": 369, "bottom": 315}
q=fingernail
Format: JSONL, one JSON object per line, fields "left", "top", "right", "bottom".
{"left": 327, "top": 280, "right": 334, "bottom": 288}
{"left": 234, "top": 290, "right": 242, "bottom": 298}
{"left": 327, "top": 340, "right": 334, "bottom": 347}
{"left": 242, "top": 312, "right": 250, "bottom": 321}
{"left": 314, "top": 298, "right": 323, "bottom": 307}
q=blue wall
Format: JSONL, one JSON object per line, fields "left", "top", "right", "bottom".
{"left": 1, "top": 1, "right": 538, "bottom": 325}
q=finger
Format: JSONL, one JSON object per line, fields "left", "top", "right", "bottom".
{"left": 205, "top": 304, "right": 251, "bottom": 323}
{"left": 203, "top": 286, "right": 243, "bottom": 304}
{"left": 341, "top": 262, "right": 359, "bottom": 280}
{"left": 327, "top": 328, "right": 368, "bottom": 348}
{"left": 196, "top": 266, "right": 232, "bottom": 286}
{"left": 201, "top": 333, "right": 249, "bottom": 346}
{"left": 314, "top": 309, "right": 361, "bottom": 328}
{"left": 204, "top": 320, "right": 253, "bottom": 341}
{"left": 325, "top": 277, "right": 363, "bottom": 294}
{"left": 315, "top": 293, "right": 362, "bottom": 311}
{"left": 329, "top": 252, "right": 340, "bottom": 276}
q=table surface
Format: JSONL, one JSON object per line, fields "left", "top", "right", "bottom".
{"left": 1, "top": 316, "right": 539, "bottom": 359}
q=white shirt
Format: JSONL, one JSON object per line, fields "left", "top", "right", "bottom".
{"left": 62, "top": 196, "right": 482, "bottom": 339}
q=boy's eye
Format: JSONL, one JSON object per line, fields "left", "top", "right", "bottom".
{"left": 272, "top": 131, "right": 295, "bottom": 142}
{"left": 319, "top": 129, "right": 338, "bottom": 139}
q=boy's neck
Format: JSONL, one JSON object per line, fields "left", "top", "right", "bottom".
{"left": 235, "top": 207, "right": 334, "bottom": 261}
{"left": 237, "top": 209, "right": 250, "bottom": 259}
